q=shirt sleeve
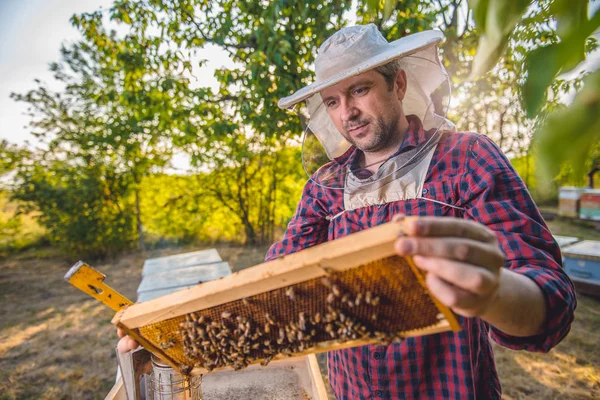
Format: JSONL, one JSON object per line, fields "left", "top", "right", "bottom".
{"left": 265, "top": 179, "right": 330, "bottom": 262}
{"left": 459, "top": 134, "right": 576, "bottom": 353}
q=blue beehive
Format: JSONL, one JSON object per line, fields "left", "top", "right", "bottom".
{"left": 561, "top": 240, "right": 600, "bottom": 296}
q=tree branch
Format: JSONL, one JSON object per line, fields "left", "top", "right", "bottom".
{"left": 181, "top": 10, "right": 256, "bottom": 54}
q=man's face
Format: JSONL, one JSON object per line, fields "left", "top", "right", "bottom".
{"left": 319, "top": 69, "right": 407, "bottom": 153}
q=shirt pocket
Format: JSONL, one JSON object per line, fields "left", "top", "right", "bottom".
{"left": 414, "top": 180, "right": 464, "bottom": 217}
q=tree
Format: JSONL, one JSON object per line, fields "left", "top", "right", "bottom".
{"left": 12, "top": 9, "right": 197, "bottom": 250}
{"left": 11, "top": 149, "right": 136, "bottom": 258}
{"left": 106, "top": 0, "right": 352, "bottom": 244}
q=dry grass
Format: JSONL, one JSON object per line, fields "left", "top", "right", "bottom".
{"left": 0, "top": 243, "right": 269, "bottom": 400}
{"left": 1, "top": 221, "right": 599, "bottom": 399}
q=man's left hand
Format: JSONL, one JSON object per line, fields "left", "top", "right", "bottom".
{"left": 394, "top": 217, "right": 505, "bottom": 318}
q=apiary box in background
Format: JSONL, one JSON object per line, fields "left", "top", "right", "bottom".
{"left": 580, "top": 189, "right": 600, "bottom": 221}
{"left": 559, "top": 186, "right": 587, "bottom": 217}
{"left": 562, "top": 240, "right": 600, "bottom": 297}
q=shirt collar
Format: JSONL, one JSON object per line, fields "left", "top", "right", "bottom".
{"left": 337, "top": 115, "right": 430, "bottom": 174}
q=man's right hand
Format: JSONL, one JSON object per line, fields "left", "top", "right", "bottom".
{"left": 117, "top": 328, "right": 140, "bottom": 353}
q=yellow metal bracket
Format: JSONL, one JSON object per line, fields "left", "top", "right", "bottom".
{"left": 64, "top": 261, "right": 133, "bottom": 311}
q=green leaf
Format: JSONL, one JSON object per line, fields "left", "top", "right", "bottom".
{"left": 523, "top": 7, "right": 600, "bottom": 116}
{"left": 535, "top": 70, "right": 600, "bottom": 193}
{"left": 383, "top": 0, "right": 397, "bottom": 22}
{"left": 469, "top": 0, "right": 529, "bottom": 78}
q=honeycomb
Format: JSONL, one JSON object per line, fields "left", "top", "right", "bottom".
{"left": 133, "top": 255, "right": 458, "bottom": 374}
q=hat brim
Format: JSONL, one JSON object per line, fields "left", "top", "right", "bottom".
{"left": 278, "top": 30, "right": 445, "bottom": 110}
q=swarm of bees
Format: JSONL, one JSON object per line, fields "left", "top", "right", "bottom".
{"left": 167, "top": 273, "right": 402, "bottom": 374}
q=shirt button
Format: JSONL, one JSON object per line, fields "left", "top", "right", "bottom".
{"left": 373, "top": 352, "right": 381, "bottom": 360}
{"left": 422, "top": 188, "right": 428, "bottom": 195}
{"left": 375, "top": 390, "right": 383, "bottom": 397}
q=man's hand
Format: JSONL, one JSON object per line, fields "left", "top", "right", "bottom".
{"left": 393, "top": 216, "right": 547, "bottom": 337}
{"left": 394, "top": 216, "right": 504, "bottom": 318}
{"left": 117, "top": 327, "right": 140, "bottom": 353}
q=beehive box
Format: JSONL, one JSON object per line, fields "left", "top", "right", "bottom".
{"left": 105, "top": 354, "right": 327, "bottom": 400}
{"left": 112, "top": 219, "right": 460, "bottom": 375}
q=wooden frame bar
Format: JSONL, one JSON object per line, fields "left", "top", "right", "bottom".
{"left": 113, "top": 220, "right": 413, "bottom": 329}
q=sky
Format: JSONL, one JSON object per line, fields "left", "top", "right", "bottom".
{"left": 0, "top": 0, "right": 232, "bottom": 158}
{"left": 0, "top": 0, "right": 113, "bottom": 146}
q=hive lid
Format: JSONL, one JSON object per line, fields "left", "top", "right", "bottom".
{"left": 562, "top": 240, "right": 600, "bottom": 260}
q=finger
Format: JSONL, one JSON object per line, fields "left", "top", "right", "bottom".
{"left": 391, "top": 214, "right": 405, "bottom": 223}
{"left": 117, "top": 336, "right": 140, "bottom": 353}
{"left": 404, "top": 217, "right": 498, "bottom": 244}
{"left": 413, "top": 255, "right": 498, "bottom": 295}
{"left": 117, "top": 328, "right": 125, "bottom": 338}
{"left": 396, "top": 237, "right": 504, "bottom": 271}
{"left": 425, "top": 273, "right": 483, "bottom": 316}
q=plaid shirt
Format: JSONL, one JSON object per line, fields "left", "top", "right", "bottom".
{"left": 265, "top": 116, "right": 576, "bottom": 399}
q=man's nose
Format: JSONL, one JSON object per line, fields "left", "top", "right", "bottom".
{"left": 340, "top": 98, "right": 359, "bottom": 122}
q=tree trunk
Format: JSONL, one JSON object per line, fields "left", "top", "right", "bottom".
{"left": 135, "top": 187, "right": 145, "bottom": 251}
{"left": 589, "top": 168, "right": 599, "bottom": 188}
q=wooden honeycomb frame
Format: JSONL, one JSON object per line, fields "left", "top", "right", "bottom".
{"left": 112, "top": 218, "right": 460, "bottom": 375}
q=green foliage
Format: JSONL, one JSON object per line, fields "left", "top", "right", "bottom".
{"left": 11, "top": 154, "right": 136, "bottom": 259}
{"left": 469, "top": 0, "right": 530, "bottom": 78}
{"left": 466, "top": 0, "right": 600, "bottom": 188}
{"left": 140, "top": 146, "right": 304, "bottom": 246}
{"left": 0, "top": 192, "right": 45, "bottom": 257}
{"left": 536, "top": 74, "right": 600, "bottom": 189}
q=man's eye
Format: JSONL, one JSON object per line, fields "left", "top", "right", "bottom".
{"left": 353, "top": 87, "right": 368, "bottom": 96}
{"left": 325, "top": 100, "right": 338, "bottom": 109}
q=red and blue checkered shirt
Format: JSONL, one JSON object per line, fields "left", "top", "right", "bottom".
{"left": 265, "top": 116, "right": 576, "bottom": 399}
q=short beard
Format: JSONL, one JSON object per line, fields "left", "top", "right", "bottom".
{"left": 344, "top": 115, "right": 399, "bottom": 153}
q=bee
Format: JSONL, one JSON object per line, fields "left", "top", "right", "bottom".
{"left": 299, "top": 312, "right": 306, "bottom": 331}
{"left": 371, "top": 296, "right": 380, "bottom": 306}
{"left": 242, "top": 297, "right": 250, "bottom": 306}
{"left": 265, "top": 313, "right": 276, "bottom": 325}
{"left": 285, "top": 287, "right": 295, "bottom": 300}
{"left": 365, "top": 291, "right": 372, "bottom": 304}
{"left": 221, "top": 311, "right": 232, "bottom": 319}
{"left": 355, "top": 293, "right": 363, "bottom": 306}
{"left": 332, "top": 285, "right": 341, "bottom": 297}
{"left": 261, "top": 355, "right": 274, "bottom": 366}
{"left": 327, "top": 293, "right": 335, "bottom": 303}
{"left": 159, "top": 338, "right": 176, "bottom": 350}
{"left": 314, "top": 312, "right": 322, "bottom": 323}
{"left": 321, "top": 277, "right": 332, "bottom": 288}
{"left": 179, "top": 364, "right": 193, "bottom": 375}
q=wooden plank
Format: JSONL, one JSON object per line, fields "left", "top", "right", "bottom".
{"left": 114, "top": 219, "right": 410, "bottom": 329}
{"left": 306, "top": 354, "right": 329, "bottom": 400}
{"left": 104, "top": 377, "right": 127, "bottom": 400}
{"left": 137, "top": 261, "right": 232, "bottom": 293}
{"left": 137, "top": 285, "right": 196, "bottom": 302}
{"left": 142, "top": 249, "right": 222, "bottom": 276}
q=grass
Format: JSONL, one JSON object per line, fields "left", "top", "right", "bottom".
{"left": 0, "top": 217, "right": 599, "bottom": 399}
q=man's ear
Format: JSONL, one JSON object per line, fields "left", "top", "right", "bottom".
{"left": 395, "top": 69, "right": 408, "bottom": 101}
